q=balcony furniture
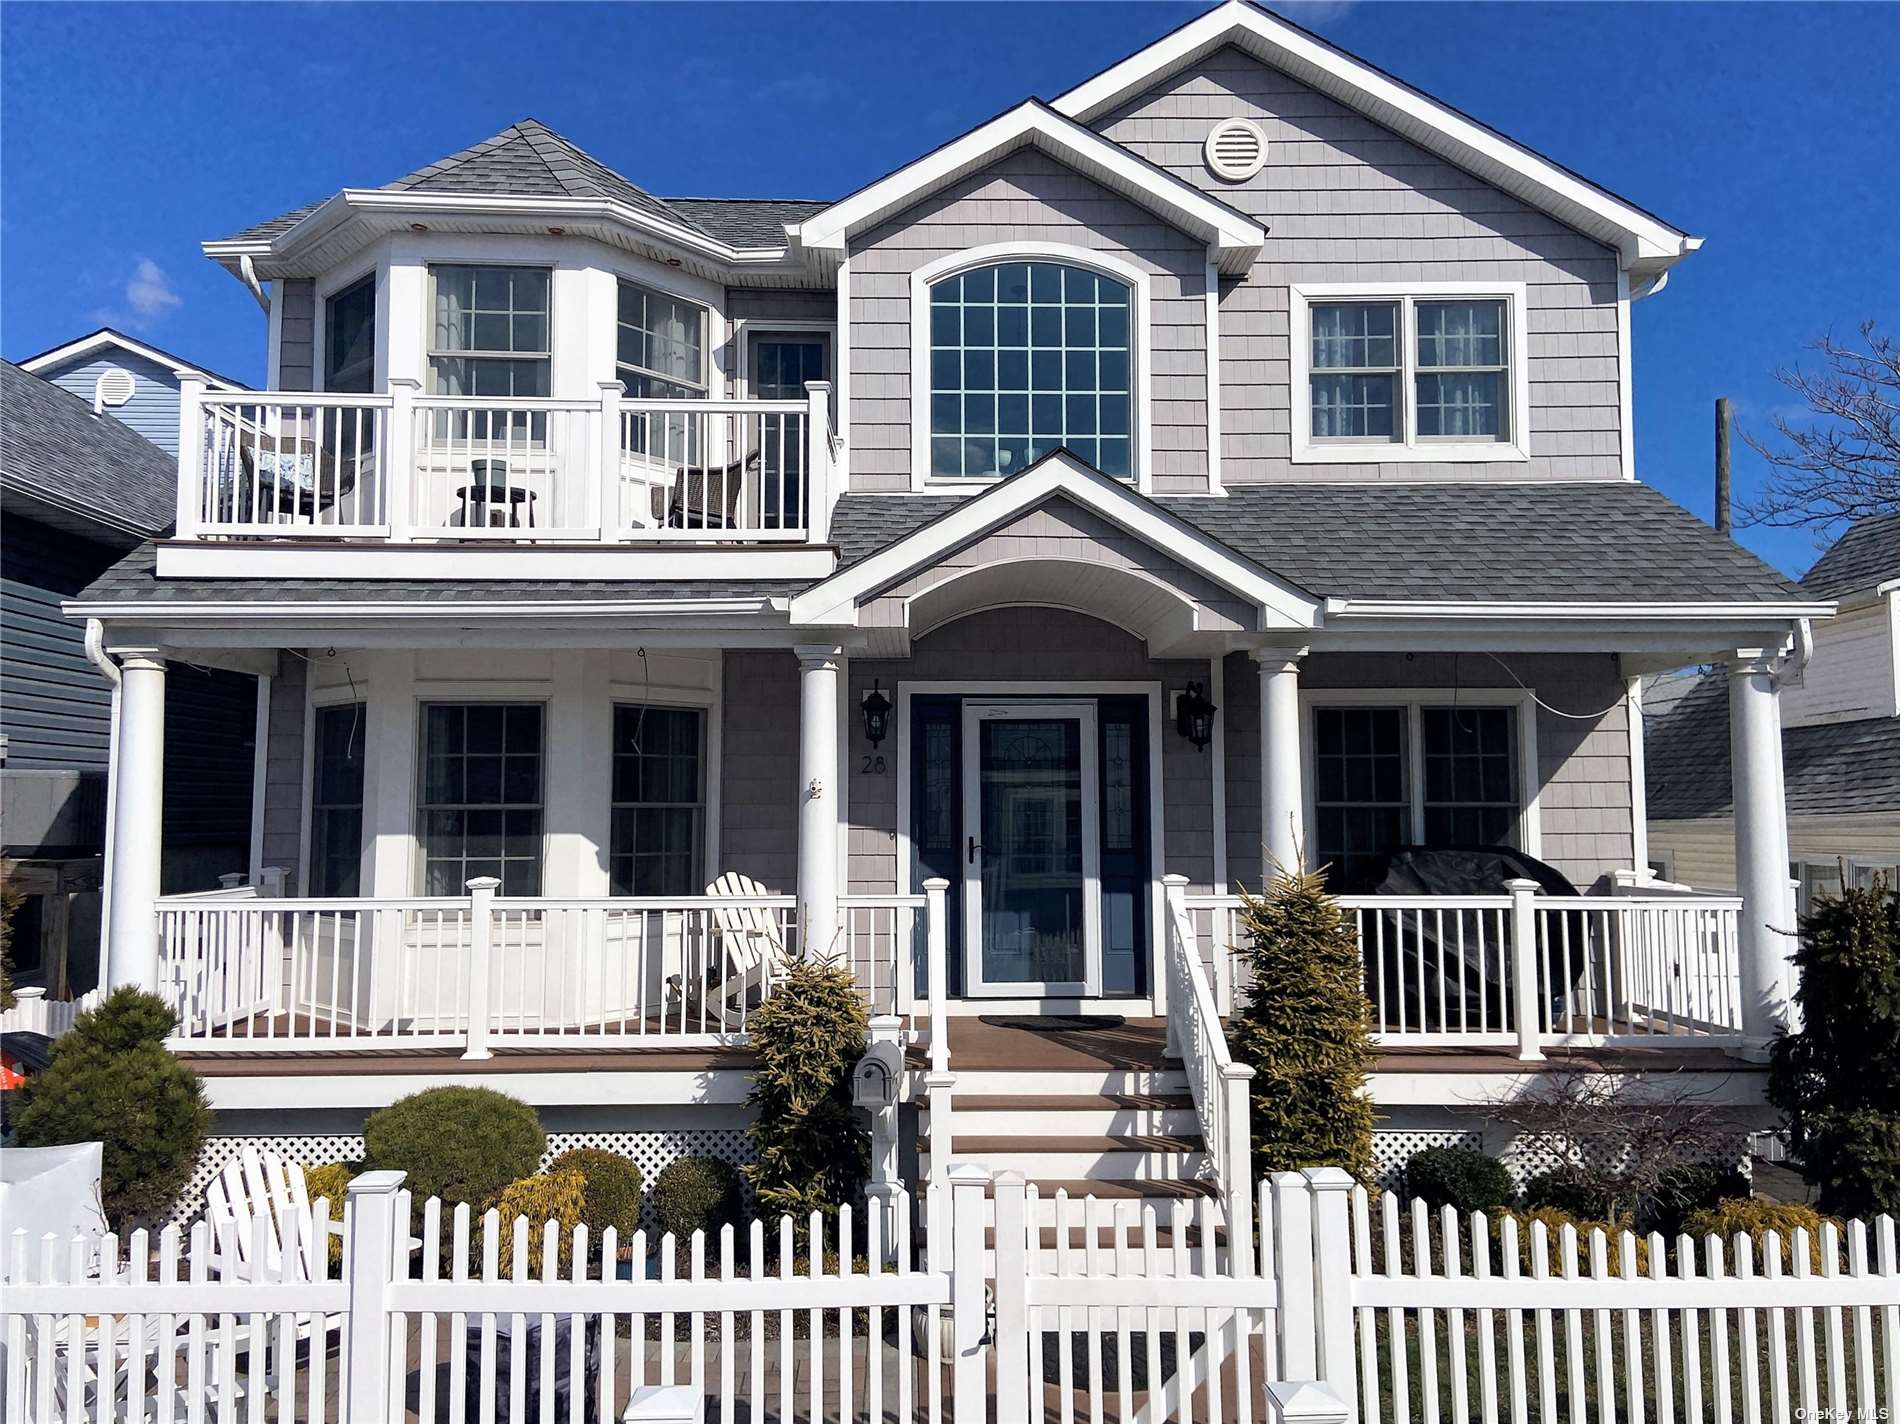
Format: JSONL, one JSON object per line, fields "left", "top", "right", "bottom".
{"left": 205, "top": 1144, "right": 347, "bottom": 1283}
{"left": 227, "top": 433, "right": 355, "bottom": 521}
{"left": 665, "top": 871, "right": 785, "bottom": 1025}
{"left": 450, "top": 482, "right": 538, "bottom": 528}
{"left": 649, "top": 448, "right": 762, "bottom": 530}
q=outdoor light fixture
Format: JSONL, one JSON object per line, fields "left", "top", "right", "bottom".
{"left": 861, "top": 681, "right": 893, "bottom": 748}
{"left": 1176, "top": 681, "right": 1217, "bottom": 751}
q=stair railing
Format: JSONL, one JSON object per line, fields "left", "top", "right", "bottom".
{"left": 1161, "top": 875, "right": 1255, "bottom": 1226}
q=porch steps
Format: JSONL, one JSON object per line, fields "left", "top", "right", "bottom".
{"left": 952, "top": 1092, "right": 1199, "bottom": 1136}
{"left": 949, "top": 1133, "right": 1209, "bottom": 1182}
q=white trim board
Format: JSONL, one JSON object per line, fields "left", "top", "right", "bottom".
{"left": 18, "top": 329, "right": 249, "bottom": 391}
{"left": 1050, "top": 0, "right": 1698, "bottom": 282}
{"left": 906, "top": 242, "right": 1155, "bottom": 493}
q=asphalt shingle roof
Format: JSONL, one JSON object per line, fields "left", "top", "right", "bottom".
{"left": 222, "top": 122, "right": 823, "bottom": 251}
{"left": 830, "top": 480, "right": 1805, "bottom": 603}
{"left": 0, "top": 360, "right": 177, "bottom": 543}
{"left": 71, "top": 542, "right": 806, "bottom": 609}
{"left": 1800, "top": 510, "right": 1900, "bottom": 600}
{"left": 1644, "top": 667, "right": 1900, "bottom": 821}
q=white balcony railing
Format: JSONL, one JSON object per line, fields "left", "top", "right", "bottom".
{"left": 176, "top": 378, "right": 835, "bottom": 546}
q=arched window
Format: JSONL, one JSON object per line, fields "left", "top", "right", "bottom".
{"left": 927, "top": 259, "right": 1132, "bottom": 479}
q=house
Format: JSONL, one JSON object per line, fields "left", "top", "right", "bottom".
{"left": 0, "top": 359, "right": 259, "bottom": 1003}
{"left": 62, "top": 1, "right": 1828, "bottom": 1213}
{"left": 18, "top": 328, "right": 249, "bottom": 457}
{"left": 1646, "top": 511, "right": 1900, "bottom": 905}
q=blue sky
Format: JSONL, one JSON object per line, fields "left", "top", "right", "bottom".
{"left": 3, "top": 1, "right": 1894, "bottom": 577}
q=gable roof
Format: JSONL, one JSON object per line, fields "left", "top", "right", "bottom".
{"left": 1051, "top": 0, "right": 1699, "bottom": 285}
{"left": 0, "top": 360, "right": 177, "bottom": 544}
{"left": 793, "top": 100, "right": 1267, "bottom": 275}
{"left": 17, "top": 327, "right": 248, "bottom": 392}
{"left": 1800, "top": 510, "right": 1900, "bottom": 601}
{"left": 830, "top": 480, "right": 1807, "bottom": 606}
{"left": 662, "top": 198, "right": 831, "bottom": 247}
{"left": 1645, "top": 667, "right": 1900, "bottom": 822}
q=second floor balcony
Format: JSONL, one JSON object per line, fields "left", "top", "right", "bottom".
{"left": 174, "top": 377, "right": 837, "bottom": 549}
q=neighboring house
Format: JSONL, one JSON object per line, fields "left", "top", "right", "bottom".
{"left": 1647, "top": 511, "right": 1900, "bottom": 905}
{"left": 0, "top": 360, "right": 260, "bottom": 1000}
{"left": 18, "top": 328, "right": 248, "bottom": 456}
{"left": 64, "top": 2, "right": 1829, "bottom": 1210}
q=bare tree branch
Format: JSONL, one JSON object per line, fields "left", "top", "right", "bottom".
{"left": 1739, "top": 320, "right": 1900, "bottom": 531}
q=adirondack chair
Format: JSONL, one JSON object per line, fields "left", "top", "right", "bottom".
{"left": 203, "top": 1145, "right": 340, "bottom": 1285}
{"left": 667, "top": 871, "right": 787, "bottom": 1027}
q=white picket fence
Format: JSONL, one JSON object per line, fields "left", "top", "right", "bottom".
{"left": 7, "top": 1167, "right": 1900, "bottom": 1424}
{"left": 0, "top": 988, "right": 95, "bottom": 1037}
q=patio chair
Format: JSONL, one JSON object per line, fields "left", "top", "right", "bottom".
{"left": 223, "top": 427, "right": 358, "bottom": 524}
{"left": 648, "top": 449, "right": 761, "bottom": 530}
{"left": 666, "top": 871, "right": 787, "bottom": 1026}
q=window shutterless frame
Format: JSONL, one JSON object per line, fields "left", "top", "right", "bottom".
{"left": 1289, "top": 282, "right": 1531, "bottom": 464}
{"left": 425, "top": 263, "right": 553, "bottom": 400}
{"left": 607, "top": 702, "right": 707, "bottom": 896}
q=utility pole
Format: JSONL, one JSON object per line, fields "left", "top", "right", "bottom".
{"left": 1714, "top": 397, "right": 1733, "bottom": 536}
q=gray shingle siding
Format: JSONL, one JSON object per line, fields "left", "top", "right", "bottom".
{"left": 1094, "top": 46, "right": 1626, "bottom": 483}
{"left": 261, "top": 652, "right": 308, "bottom": 890}
{"left": 847, "top": 147, "right": 1212, "bottom": 493}
{"left": 277, "top": 280, "right": 316, "bottom": 390}
{"left": 719, "top": 651, "right": 801, "bottom": 888}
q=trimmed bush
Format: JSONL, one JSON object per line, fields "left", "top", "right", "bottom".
{"left": 1520, "top": 1166, "right": 1628, "bottom": 1224}
{"left": 362, "top": 1086, "right": 545, "bottom": 1216}
{"left": 1684, "top": 1198, "right": 1837, "bottom": 1271}
{"left": 653, "top": 1156, "right": 744, "bottom": 1245}
{"left": 1646, "top": 1160, "right": 1751, "bottom": 1237}
{"left": 548, "top": 1147, "right": 644, "bottom": 1244}
{"left": 12, "top": 987, "right": 210, "bottom": 1226}
{"left": 1405, "top": 1146, "right": 1514, "bottom": 1214}
{"left": 302, "top": 1162, "right": 358, "bottom": 1268}
{"left": 497, "top": 1168, "right": 587, "bottom": 1273}
{"left": 1228, "top": 866, "right": 1376, "bottom": 1181}
{"left": 743, "top": 955, "right": 870, "bottom": 1228}
{"left": 1770, "top": 876, "right": 1900, "bottom": 1217}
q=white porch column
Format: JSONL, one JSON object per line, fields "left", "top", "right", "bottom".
{"left": 1729, "top": 653, "right": 1797, "bottom": 1047}
{"left": 106, "top": 650, "right": 167, "bottom": 993}
{"left": 796, "top": 645, "right": 842, "bottom": 961}
{"left": 1254, "top": 648, "right": 1306, "bottom": 882}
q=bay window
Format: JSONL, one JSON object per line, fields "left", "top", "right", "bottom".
{"left": 417, "top": 702, "right": 544, "bottom": 895}
{"left": 617, "top": 280, "right": 708, "bottom": 460}
{"left": 1294, "top": 286, "right": 1526, "bottom": 461}
{"left": 608, "top": 704, "right": 705, "bottom": 895}
{"left": 429, "top": 266, "right": 551, "bottom": 399}
{"left": 1310, "top": 699, "right": 1530, "bottom": 890}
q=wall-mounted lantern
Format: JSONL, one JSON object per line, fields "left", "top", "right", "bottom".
{"left": 1175, "top": 681, "right": 1217, "bottom": 751}
{"left": 861, "top": 681, "right": 893, "bottom": 748}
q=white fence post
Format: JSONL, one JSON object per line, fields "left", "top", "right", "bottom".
{"left": 259, "top": 865, "right": 288, "bottom": 897}
{"left": 463, "top": 876, "right": 499, "bottom": 1061}
{"left": 597, "top": 379, "right": 625, "bottom": 536}
{"left": 1304, "top": 1167, "right": 1359, "bottom": 1413}
{"left": 1272, "top": 1173, "right": 1318, "bottom": 1381}
{"left": 1222, "top": 1062, "right": 1256, "bottom": 1259}
{"left": 341, "top": 1170, "right": 406, "bottom": 1424}
{"left": 805, "top": 380, "right": 834, "bottom": 544}
{"left": 385, "top": 377, "right": 419, "bottom": 540}
{"left": 1507, "top": 878, "right": 1545, "bottom": 1061}
{"left": 1266, "top": 1381, "right": 1353, "bottom": 1424}
{"left": 923, "top": 877, "right": 956, "bottom": 1190}
{"left": 948, "top": 1163, "right": 991, "bottom": 1424}
{"left": 991, "top": 1170, "right": 1030, "bottom": 1424}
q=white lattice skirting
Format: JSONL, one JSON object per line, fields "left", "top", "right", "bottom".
{"left": 170, "top": 1127, "right": 756, "bottom": 1227}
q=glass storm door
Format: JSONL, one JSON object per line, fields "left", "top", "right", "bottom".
{"left": 751, "top": 333, "right": 829, "bottom": 527}
{"left": 960, "top": 702, "right": 1101, "bottom": 997}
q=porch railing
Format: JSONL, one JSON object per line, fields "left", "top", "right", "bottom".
{"left": 1161, "top": 876, "right": 1254, "bottom": 1214}
{"left": 176, "top": 379, "right": 834, "bottom": 545}
{"left": 154, "top": 881, "right": 924, "bottom": 1055}
{"left": 1185, "top": 880, "right": 1745, "bottom": 1057}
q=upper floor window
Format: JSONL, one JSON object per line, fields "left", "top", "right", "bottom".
{"left": 1293, "top": 287, "right": 1528, "bottom": 463}
{"left": 617, "top": 280, "right": 707, "bottom": 400}
{"left": 324, "top": 277, "right": 376, "bottom": 394}
{"left": 429, "top": 265, "right": 550, "bottom": 399}
{"left": 928, "top": 260, "right": 1132, "bottom": 480}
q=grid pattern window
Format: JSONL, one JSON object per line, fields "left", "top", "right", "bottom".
{"left": 921, "top": 721, "right": 955, "bottom": 852}
{"left": 1415, "top": 300, "right": 1508, "bottom": 439}
{"left": 1103, "top": 722, "right": 1134, "bottom": 852}
{"left": 608, "top": 705, "right": 704, "bottom": 896}
{"left": 929, "top": 261, "right": 1132, "bottom": 480}
{"left": 618, "top": 281, "right": 708, "bottom": 461}
{"left": 1312, "top": 707, "right": 1408, "bottom": 891}
{"left": 1420, "top": 706, "right": 1520, "bottom": 846}
{"left": 416, "top": 703, "right": 544, "bottom": 896}
{"left": 311, "top": 704, "right": 366, "bottom": 897}
{"left": 324, "top": 278, "right": 376, "bottom": 394}
{"left": 429, "top": 266, "right": 551, "bottom": 399}
{"left": 1309, "top": 302, "right": 1399, "bottom": 440}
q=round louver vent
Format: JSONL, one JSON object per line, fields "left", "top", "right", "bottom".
{"left": 1204, "top": 118, "right": 1267, "bottom": 182}
{"left": 94, "top": 367, "right": 137, "bottom": 409}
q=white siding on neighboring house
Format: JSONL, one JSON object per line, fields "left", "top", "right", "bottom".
{"left": 847, "top": 148, "right": 1212, "bottom": 493}
{"left": 1093, "top": 45, "right": 1626, "bottom": 484}
{"left": 1781, "top": 594, "right": 1900, "bottom": 727}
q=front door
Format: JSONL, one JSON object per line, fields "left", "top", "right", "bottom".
{"left": 960, "top": 701, "right": 1101, "bottom": 997}
{"left": 750, "top": 333, "right": 829, "bottom": 527}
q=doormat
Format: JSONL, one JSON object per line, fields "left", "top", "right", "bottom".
{"left": 978, "top": 1014, "right": 1127, "bottom": 1032}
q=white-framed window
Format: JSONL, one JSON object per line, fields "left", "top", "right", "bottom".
{"left": 324, "top": 276, "right": 377, "bottom": 395}
{"left": 428, "top": 265, "right": 551, "bottom": 399}
{"left": 416, "top": 701, "right": 545, "bottom": 896}
{"left": 609, "top": 703, "right": 706, "bottom": 895}
{"left": 1290, "top": 283, "right": 1530, "bottom": 464}
{"left": 910, "top": 245, "right": 1150, "bottom": 490}
{"left": 617, "top": 280, "right": 708, "bottom": 401}
{"left": 310, "top": 702, "right": 366, "bottom": 897}
{"left": 1303, "top": 691, "right": 1541, "bottom": 891}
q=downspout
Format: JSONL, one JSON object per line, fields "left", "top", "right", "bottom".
{"left": 83, "top": 620, "right": 123, "bottom": 991}
{"left": 237, "top": 255, "right": 271, "bottom": 314}
{"left": 1777, "top": 616, "right": 1815, "bottom": 689}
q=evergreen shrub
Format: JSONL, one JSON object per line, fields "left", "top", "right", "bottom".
{"left": 1405, "top": 1146, "right": 1514, "bottom": 1214}
{"left": 653, "top": 1156, "right": 744, "bottom": 1245}
{"left": 362, "top": 1086, "right": 545, "bottom": 1218}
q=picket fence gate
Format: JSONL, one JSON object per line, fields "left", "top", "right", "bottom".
{"left": 6, "top": 1166, "right": 1900, "bottom": 1424}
